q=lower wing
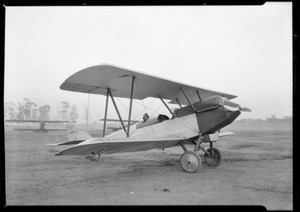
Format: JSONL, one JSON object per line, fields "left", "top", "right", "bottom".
{"left": 55, "top": 136, "right": 184, "bottom": 156}
{"left": 54, "top": 131, "right": 235, "bottom": 155}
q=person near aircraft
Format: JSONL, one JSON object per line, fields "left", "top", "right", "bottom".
{"left": 142, "top": 113, "right": 149, "bottom": 122}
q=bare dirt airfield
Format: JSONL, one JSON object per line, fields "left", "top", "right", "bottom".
{"left": 5, "top": 121, "right": 292, "bottom": 209}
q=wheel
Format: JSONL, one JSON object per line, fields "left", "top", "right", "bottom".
{"left": 180, "top": 151, "right": 202, "bottom": 173}
{"left": 204, "top": 147, "right": 222, "bottom": 167}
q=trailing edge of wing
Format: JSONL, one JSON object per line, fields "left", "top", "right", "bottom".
{"left": 60, "top": 64, "right": 237, "bottom": 105}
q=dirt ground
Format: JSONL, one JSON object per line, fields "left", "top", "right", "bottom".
{"left": 4, "top": 121, "right": 293, "bottom": 209}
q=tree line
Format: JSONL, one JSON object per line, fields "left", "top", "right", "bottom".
{"left": 4, "top": 98, "right": 80, "bottom": 122}
{"left": 236, "top": 114, "right": 292, "bottom": 123}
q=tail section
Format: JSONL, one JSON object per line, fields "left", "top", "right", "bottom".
{"left": 66, "top": 123, "right": 92, "bottom": 142}
{"left": 46, "top": 122, "right": 93, "bottom": 146}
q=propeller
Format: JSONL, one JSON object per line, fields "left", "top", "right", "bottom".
{"left": 239, "top": 107, "right": 252, "bottom": 112}
{"left": 223, "top": 98, "right": 252, "bottom": 112}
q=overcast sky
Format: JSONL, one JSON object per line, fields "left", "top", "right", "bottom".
{"left": 4, "top": 3, "right": 292, "bottom": 123}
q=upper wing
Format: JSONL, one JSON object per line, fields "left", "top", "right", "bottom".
{"left": 60, "top": 64, "right": 237, "bottom": 105}
{"left": 55, "top": 135, "right": 192, "bottom": 156}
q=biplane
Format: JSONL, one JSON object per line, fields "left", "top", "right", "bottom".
{"left": 53, "top": 64, "right": 251, "bottom": 173}
{"left": 5, "top": 119, "right": 71, "bottom": 133}
{"left": 100, "top": 118, "right": 140, "bottom": 131}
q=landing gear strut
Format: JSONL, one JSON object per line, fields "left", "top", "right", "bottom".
{"left": 92, "top": 152, "right": 101, "bottom": 161}
{"left": 179, "top": 135, "right": 222, "bottom": 173}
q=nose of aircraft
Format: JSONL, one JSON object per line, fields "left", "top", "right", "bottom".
{"left": 227, "top": 110, "right": 241, "bottom": 123}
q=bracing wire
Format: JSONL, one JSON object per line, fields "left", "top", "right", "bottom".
{"left": 135, "top": 81, "right": 148, "bottom": 114}
{"left": 111, "top": 89, "right": 154, "bottom": 137}
{"left": 133, "top": 98, "right": 157, "bottom": 118}
{"left": 85, "top": 91, "right": 91, "bottom": 139}
{"left": 110, "top": 81, "right": 198, "bottom": 136}
{"left": 113, "top": 93, "right": 150, "bottom": 136}
{"left": 135, "top": 80, "right": 157, "bottom": 136}
{"left": 149, "top": 103, "right": 164, "bottom": 117}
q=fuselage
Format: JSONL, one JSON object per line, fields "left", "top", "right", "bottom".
{"left": 57, "top": 96, "right": 241, "bottom": 156}
{"left": 105, "top": 96, "right": 241, "bottom": 140}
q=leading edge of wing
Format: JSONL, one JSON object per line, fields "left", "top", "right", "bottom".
{"left": 60, "top": 64, "right": 237, "bottom": 101}
{"left": 55, "top": 136, "right": 183, "bottom": 156}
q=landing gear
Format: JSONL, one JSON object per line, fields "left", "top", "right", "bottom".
{"left": 180, "top": 151, "right": 202, "bottom": 173}
{"left": 204, "top": 147, "right": 222, "bottom": 167}
{"left": 179, "top": 135, "right": 223, "bottom": 172}
{"left": 179, "top": 140, "right": 203, "bottom": 173}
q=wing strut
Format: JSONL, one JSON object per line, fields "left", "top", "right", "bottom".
{"left": 176, "top": 98, "right": 182, "bottom": 108}
{"left": 127, "top": 76, "right": 135, "bottom": 137}
{"left": 180, "top": 88, "right": 196, "bottom": 112}
{"left": 159, "top": 97, "right": 175, "bottom": 117}
{"left": 102, "top": 89, "right": 109, "bottom": 137}
{"left": 108, "top": 89, "right": 127, "bottom": 133}
{"left": 196, "top": 90, "right": 202, "bottom": 101}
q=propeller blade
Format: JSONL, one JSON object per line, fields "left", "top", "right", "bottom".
{"left": 223, "top": 98, "right": 240, "bottom": 108}
{"left": 240, "top": 107, "right": 252, "bottom": 112}
{"left": 223, "top": 98, "right": 251, "bottom": 112}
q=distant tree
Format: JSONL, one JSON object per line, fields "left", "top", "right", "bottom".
{"left": 55, "top": 103, "right": 61, "bottom": 120}
{"left": 5, "top": 101, "right": 17, "bottom": 125}
{"left": 16, "top": 102, "right": 25, "bottom": 120}
{"left": 82, "top": 104, "right": 90, "bottom": 124}
{"left": 4, "top": 102, "right": 8, "bottom": 120}
{"left": 15, "top": 98, "right": 37, "bottom": 120}
{"left": 69, "top": 105, "right": 79, "bottom": 121}
{"left": 60, "top": 101, "right": 70, "bottom": 121}
{"left": 23, "top": 98, "right": 32, "bottom": 120}
{"left": 38, "top": 105, "right": 50, "bottom": 120}
{"left": 266, "top": 114, "right": 278, "bottom": 122}
{"left": 283, "top": 116, "right": 292, "bottom": 120}
{"left": 31, "top": 107, "right": 39, "bottom": 120}
{"left": 28, "top": 99, "right": 38, "bottom": 120}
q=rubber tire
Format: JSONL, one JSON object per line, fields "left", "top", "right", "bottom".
{"left": 180, "top": 151, "right": 202, "bottom": 173}
{"left": 204, "top": 147, "right": 222, "bottom": 167}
